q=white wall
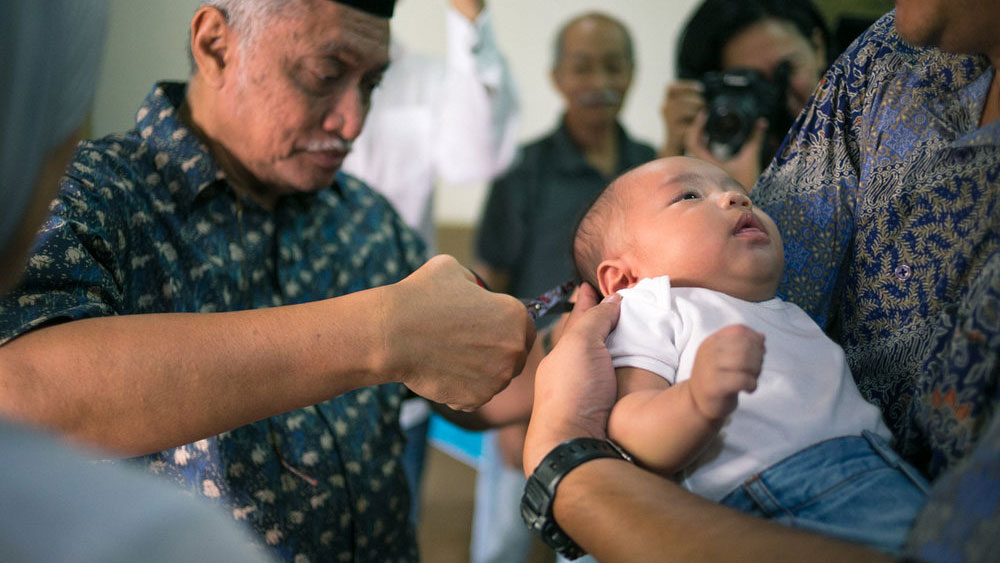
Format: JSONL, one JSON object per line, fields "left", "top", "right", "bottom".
{"left": 92, "top": 0, "right": 701, "bottom": 224}
{"left": 92, "top": 0, "right": 202, "bottom": 138}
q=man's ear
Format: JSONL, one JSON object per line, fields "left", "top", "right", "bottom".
{"left": 596, "top": 258, "right": 637, "bottom": 297}
{"left": 190, "top": 6, "right": 232, "bottom": 87}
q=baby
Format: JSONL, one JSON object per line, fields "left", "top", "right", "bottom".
{"left": 572, "top": 156, "right": 927, "bottom": 554}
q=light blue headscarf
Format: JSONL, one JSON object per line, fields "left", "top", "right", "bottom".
{"left": 0, "top": 1, "right": 109, "bottom": 250}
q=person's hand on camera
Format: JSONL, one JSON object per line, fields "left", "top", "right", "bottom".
{"left": 522, "top": 284, "right": 622, "bottom": 475}
{"left": 660, "top": 80, "right": 705, "bottom": 158}
{"left": 684, "top": 111, "right": 767, "bottom": 190}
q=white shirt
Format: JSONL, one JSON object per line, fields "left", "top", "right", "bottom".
{"left": 609, "top": 276, "right": 891, "bottom": 501}
{"left": 342, "top": 7, "right": 519, "bottom": 252}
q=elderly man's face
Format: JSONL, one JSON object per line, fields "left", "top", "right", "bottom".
{"left": 218, "top": 0, "right": 389, "bottom": 195}
{"left": 552, "top": 17, "right": 633, "bottom": 129}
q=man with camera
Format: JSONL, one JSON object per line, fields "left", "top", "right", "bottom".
{"left": 660, "top": 0, "right": 830, "bottom": 189}
{"left": 471, "top": 11, "right": 655, "bottom": 563}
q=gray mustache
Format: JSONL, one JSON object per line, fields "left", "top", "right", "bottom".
{"left": 305, "top": 137, "right": 353, "bottom": 152}
{"left": 577, "top": 89, "right": 622, "bottom": 106}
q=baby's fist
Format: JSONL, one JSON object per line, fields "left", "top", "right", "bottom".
{"left": 689, "top": 324, "right": 764, "bottom": 420}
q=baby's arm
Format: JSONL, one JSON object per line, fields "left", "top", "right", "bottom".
{"left": 607, "top": 324, "right": 764, "bottom": 476}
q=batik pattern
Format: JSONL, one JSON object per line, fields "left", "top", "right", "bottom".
{"left": 754, "top": 11, "right": 999, "bottom": 481}
{"left": 0, "top": 82, "right": 427, "bottom": 562}
{"left": 752, "top": 12, "right": 1000, "bottom": 558}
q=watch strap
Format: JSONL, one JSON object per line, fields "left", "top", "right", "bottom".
{"left": 521, "top": 437, "right": 631, "bottom": 560}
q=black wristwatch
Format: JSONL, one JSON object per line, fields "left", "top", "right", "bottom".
{"left": 521, "top": 437, "right": 633, "bottom": 560}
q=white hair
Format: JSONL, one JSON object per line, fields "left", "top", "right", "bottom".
{"left": 189, "top": 0, "right": 303, "bottom": 73}
{"left": 203, "top": 0, "right": 295, "bottom": 44}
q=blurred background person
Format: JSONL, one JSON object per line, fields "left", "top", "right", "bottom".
{"left": 471, "top": 12, "right": 655, "bottom": 563}
{"left": 659, "top": 0, "right": 832, "bottom": 189}
{"left": 342, "top": 0, "right": 518, "bottom": 254}
{"left": 341, "top": 0, "right": 520, "bottom": 527}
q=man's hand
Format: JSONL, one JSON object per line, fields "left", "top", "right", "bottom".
{"left": 522, "top": 284, "right": 622, "bottom": 475}
{"left": 687, "top": 324, "right": 763, "bottom": 421}
{"left": 382, "top": 255, "right": 534, "bottom": 412}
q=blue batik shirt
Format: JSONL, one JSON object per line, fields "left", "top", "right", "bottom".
{"left": 753, "top": 13, "right": 999, "bottom": 561}
{"left": 0, "top": 82, "right": 427, "bottom": 562}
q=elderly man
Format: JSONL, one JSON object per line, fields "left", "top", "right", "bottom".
{"left": 0, "top": 0, "right": 533, "bottom": 560}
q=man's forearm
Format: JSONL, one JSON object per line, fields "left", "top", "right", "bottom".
{"left": 554, "top": 459, "right": 890, "bottom": 563}
{"left": 0, "top": 289, "right": 389, "bottom": 456}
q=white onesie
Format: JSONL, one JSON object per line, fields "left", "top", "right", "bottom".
{"left": 608, "top": 276, "right": 891, "bottom": 501}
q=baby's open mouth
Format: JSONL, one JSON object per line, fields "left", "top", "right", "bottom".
{"left": 734, "top": 213, "right": 767, "bottom": 236}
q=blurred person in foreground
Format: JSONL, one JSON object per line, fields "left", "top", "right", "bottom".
{"left": 0, "top": 2, "right": 274, "bottom": 561}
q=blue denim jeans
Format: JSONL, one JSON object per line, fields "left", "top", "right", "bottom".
{"left": 720, "top": 431, "right": 928, "bottom": 554}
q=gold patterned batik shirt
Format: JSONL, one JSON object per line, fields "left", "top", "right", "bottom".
{"left": 754, "top": 13, "right": 999, "bottom": 482}
{"left": 755, "top": 16, "right": 1000, "bottom": 558}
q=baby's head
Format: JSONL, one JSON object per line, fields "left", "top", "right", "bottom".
{"left": 573, "top": 156, "right": 784, "bottom": 302}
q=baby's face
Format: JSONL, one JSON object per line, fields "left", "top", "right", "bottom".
{"left": 620, "top": 157, "right": 784, "bottom": 301}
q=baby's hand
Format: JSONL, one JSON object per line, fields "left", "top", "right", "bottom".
{"left": 688, "top": 324, "right": 764, "bottom": 421}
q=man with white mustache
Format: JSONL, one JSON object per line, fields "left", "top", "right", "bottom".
{"left": 470, "top": 11, "right": 654, "bottom": 563}
{"left": 0, "top": 0, "right": 535, "bottom": 560}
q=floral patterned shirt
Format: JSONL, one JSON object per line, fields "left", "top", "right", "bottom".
{"left": 0, "top": 82, "right": 427, "bottom": 562}
{"left": 753, "top": 13, "right": 999, "bottom": 561}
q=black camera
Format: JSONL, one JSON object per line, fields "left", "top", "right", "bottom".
{"left": 700, "top": 66, "right": 786, "bottom": 161}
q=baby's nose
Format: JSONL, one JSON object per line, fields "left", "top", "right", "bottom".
{"left": 722, "top": 191, "right": 752, "bottom": 208}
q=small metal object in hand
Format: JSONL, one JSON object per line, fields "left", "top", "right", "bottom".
{"left": 469, "top": 269, "right": 576, "bottom": 324}
{"left": 522, "top": 280, "right": 577, "bottom": 322}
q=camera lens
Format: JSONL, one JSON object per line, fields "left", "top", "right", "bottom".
{"left": 708, "top": 105, "right": 744, "bottom": 139}
{"left": 701, "top": 68, "right": 776, "bottom": 161}
{"left": 705, "top": 95, "right": 754, "bottom": 160}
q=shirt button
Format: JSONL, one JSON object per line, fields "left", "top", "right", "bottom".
{"left": 895, "top": 264, "right": 912, "bottom": 282}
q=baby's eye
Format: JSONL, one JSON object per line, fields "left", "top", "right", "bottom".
{"left": 682, "top": 192, "right": 699, "bottom": 200}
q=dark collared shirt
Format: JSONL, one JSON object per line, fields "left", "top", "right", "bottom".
{"left": 476, "top": 119, "right": 655, "bottom": 300}
{"left": 0, "top": 82, "right": 426, "bottom": 561}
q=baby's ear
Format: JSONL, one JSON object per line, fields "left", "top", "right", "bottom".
{"left": 597, "top": 259, "right": 637, "bottom": 297}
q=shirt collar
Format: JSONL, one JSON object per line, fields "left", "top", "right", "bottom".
{"left": 550, "top": 117, "right": 648, "bottom": 176}
{"left": 892, "top": 24, "right": 1000, "bottom": 147}
{"left": 134, "top": 81, "right": 227, "bottom": 206}
{"left": 953, "top": 67, "right": 1000, "bottom": 147}
{"left": 134, "top": 81, "right": 348, "bottom": 210}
